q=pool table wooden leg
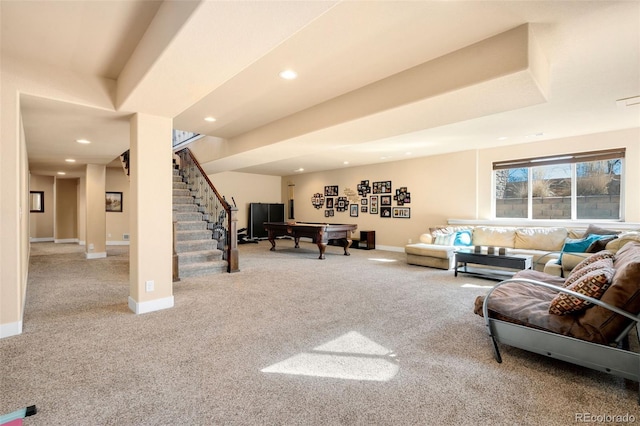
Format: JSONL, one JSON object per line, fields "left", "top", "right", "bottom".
{"left": 343, "top": 238, "right": 352, "bottom": 256}
{"left": 317, "top": 243, "right": 327, "bottom": 259}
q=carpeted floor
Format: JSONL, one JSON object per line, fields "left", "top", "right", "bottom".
{"left": 1, "top": 240, "right": 637, "bottom": 425}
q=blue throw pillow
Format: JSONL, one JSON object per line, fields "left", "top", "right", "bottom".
{"left": 558, "top": 234, "right": 609, "bottom": 263}
{"left": 453, "top": 230, "right": 472, "bottom": 246}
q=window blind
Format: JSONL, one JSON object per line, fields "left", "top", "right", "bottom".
{"left": 493, "top": 148, "right": 625, "bottom": 170}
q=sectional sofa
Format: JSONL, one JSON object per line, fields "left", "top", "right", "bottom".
{"left": 405, "top": 223, "right": 640, "bottom": 276}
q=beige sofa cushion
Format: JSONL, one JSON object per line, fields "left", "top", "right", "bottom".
{"left": 472, "top": 226, "right": 516, "bottom": 248}
{"left": 605, "top": 231, "right": 640, "bottom": 252}
{"left": 514, "top": 227, "right": 567, "bottom": 251}
{"left": 405, "top": 243, "right": 455, "bottom": 260}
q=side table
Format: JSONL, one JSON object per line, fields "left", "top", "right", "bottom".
{"left": 357, "top": 230, "right": 375, "bottom": 250}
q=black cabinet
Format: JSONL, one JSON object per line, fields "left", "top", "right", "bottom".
{"left": 248, "top": 203, "right": 284, "bottom": 239}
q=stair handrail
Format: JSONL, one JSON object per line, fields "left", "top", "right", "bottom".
{"left": 176, "top": 148, "right": 239, "bottom": 273}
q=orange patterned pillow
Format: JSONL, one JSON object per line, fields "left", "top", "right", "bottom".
{"left": 549, "top": 267, "right": 614, "bottom": 315}
{"left": 571, "top": 250, "right": 614, "bottom": 273}
{"left": 563, "top": 258, "right": 613, "bottom": 287}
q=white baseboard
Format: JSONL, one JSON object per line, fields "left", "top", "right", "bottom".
{"left": 55, "top": 238, "right": 79, "bottom": 244}
{"left": 376, "top": 245, "right": 404, "bottom": 253}
{"left": 0, "top": 321, "right": 22, "bottom": 339}
{"left": 107, "top": 241, "right": 130, "bottom": 246}
{"left": 30, "top": 237, "right": 54, "bottom": 242}
{"left": 128, "top": 296, "right": 174, "bottom": 315}
{"left": 86, "top": 252, "right": 107, "bottom": 259}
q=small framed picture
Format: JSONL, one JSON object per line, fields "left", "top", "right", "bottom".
{"left": 392, "top": 207, "right": 411, "bottom": 218}
{"left": 350, "top": 204, "right": 359, "bottom": 217}
{"left": 381, "top": 195, "right": 392, "bottom": 206}
{"left": 106, "top": 192, "right": 123, "bottom": 212}
{"left": 380, "top": 206, "right": 392, "bottom": 218}
{"left": 370, "top": 196, "right": 378, "bottom": 214}
{"left": 361, "top": 206, "right": 368, "bottom": 213}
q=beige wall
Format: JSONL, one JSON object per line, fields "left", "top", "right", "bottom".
{"left": 106, "top": 167, "right": 130, "bottom": 243}
{"left": 207, "top": 171, "right": 282, "bottom": 231}
{"left": 85, "top": 165, "right": 107, "bottom": 257}
{"left": 282, "top": 129, "right": 640, "bottom": 250}
{"left": 29, "top": 174, "right": 55, "bottom": 240}
{"left": 281, "top": 149, "right": 478, "bottom": 250}
{"left": 55, "top": 178, "right": 79, "bottom": 241}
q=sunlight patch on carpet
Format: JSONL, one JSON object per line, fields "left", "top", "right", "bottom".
{"left": 461, "top": 283, "right": 494, "bottom": 289}
{"left": 368, "top": 258, "right": 396, "bottom": 263}
{"left": 261, "top": 331, "right": 399, "bottom": 381}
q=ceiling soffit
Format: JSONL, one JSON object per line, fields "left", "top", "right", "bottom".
{"left": 201, "top": 24, "right": 549, "bottom": 174}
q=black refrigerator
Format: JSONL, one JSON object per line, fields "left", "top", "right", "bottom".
{"left": 248, "top": 203, "right": 285, "bottom": 239}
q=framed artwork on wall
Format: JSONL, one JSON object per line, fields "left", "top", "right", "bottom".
{"left": 392, "top": 207, "right": 411, "bottom": 218}
{"left": 380, "top": 195, "right": 392, "bottom": 206}
{"left": 380, "top": 206, "right": 391, "bottom": 218}
{"left": 106, "top": 192, "right": 123, "bottom": 212}
{"left": 311, "top": 193, "right": 325, "bottom": 209}
{"left": 373, "top": 181, "right": 392, "bottom": 194}
{"left": 350, "top": 204, "right": 359, "bottom": 217}
{"left": 326, "top": 197, "right": 334, "bottom": 208}
{"left": 336, "top": 196, "right": 348, "bottom": 212}
{"left": 324, "top": 185, "right": 339, "bottom": 196}
{"left": 370, "top": 196, "right": 378, "bottom": 214}
{"left": 394, "top": 187, "right": 410, "bottom": 205}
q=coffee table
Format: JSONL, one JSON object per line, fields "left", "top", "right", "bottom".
{"left": 454, "top": 249, "right": 533, "bottom": 280}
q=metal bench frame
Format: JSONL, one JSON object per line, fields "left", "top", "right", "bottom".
{"left": 482, "top": 278, "right": 640, "bottom": 403}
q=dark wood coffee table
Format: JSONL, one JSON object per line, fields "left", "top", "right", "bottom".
{"left": 454, "top": 250, "right": 533, "bottom": 280}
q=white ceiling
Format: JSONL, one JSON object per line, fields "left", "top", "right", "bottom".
{"left": 2, "top": 1, "right": 639, "bottom": 178}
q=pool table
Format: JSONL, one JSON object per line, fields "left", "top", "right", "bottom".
{"left": 264, "top": 222, "right": 358, "bottom": 259}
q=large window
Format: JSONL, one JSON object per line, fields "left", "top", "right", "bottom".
{"left": 494, "top": 149, "right": 624, "bottom": 220}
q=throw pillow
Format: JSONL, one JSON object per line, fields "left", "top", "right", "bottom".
{"left": 572, "top": 250, "right": 615, "bottom": 272}
{"left": 557, "top": 234, "right": 605, "bottom": 263}
{"left": 453, "top": 230, "right": 472, "bottom": 246}
{"left": 584, "top": 224, "right": 621, "bottom": 236}
{"left": 563, "top": 257, "right": 613, "bottom": 287}
{"left": 586, "top": 235, "right": 618, "bottom": 253}
{"left": 434, "top": 233, "right": 455, "bottom": 246}
{"left": 549, "top": 266, "right": 615, "bottom": 315}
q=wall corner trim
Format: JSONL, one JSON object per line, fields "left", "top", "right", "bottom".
{"left": 128, "top": 296, "right": 174, "bottom": 315}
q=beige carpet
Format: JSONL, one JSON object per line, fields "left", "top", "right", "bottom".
{"left": 1, "top": 240, "right": 637, "bottom": 425}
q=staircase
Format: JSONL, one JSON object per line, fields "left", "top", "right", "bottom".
{"left": 172, "top": 166, "right": 227, "bottom": 278}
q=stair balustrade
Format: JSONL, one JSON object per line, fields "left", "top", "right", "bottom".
{"left": 175, "top": 148, "right": 239, "bottom": 273}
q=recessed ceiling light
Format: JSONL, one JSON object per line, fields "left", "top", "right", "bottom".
{"left": 65, "top": 158, "right": 76, "bottom": 163}
{"left": 294, "top": 168, "right": 304, "bottom": 172}
{"left": 204, "top": 116, "right": 216, "bottom": 122}
{"left": 279, "top": 69, "right": 298, "bottom": 80}
{"left": 57, "top": 172, "right": 66, "bottom": 175}
{"left": 76, "top": 139, "right": 91, "bottom": 144}
{"left": 343, "top": 161, "right": 349, "bottom": 165}
{"left": 497, "top": 136, "right": 508, "bottom": 141}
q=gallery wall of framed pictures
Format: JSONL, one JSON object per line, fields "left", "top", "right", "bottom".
{"left": 314, "top": 181, "right": 411, "bottom": 219}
